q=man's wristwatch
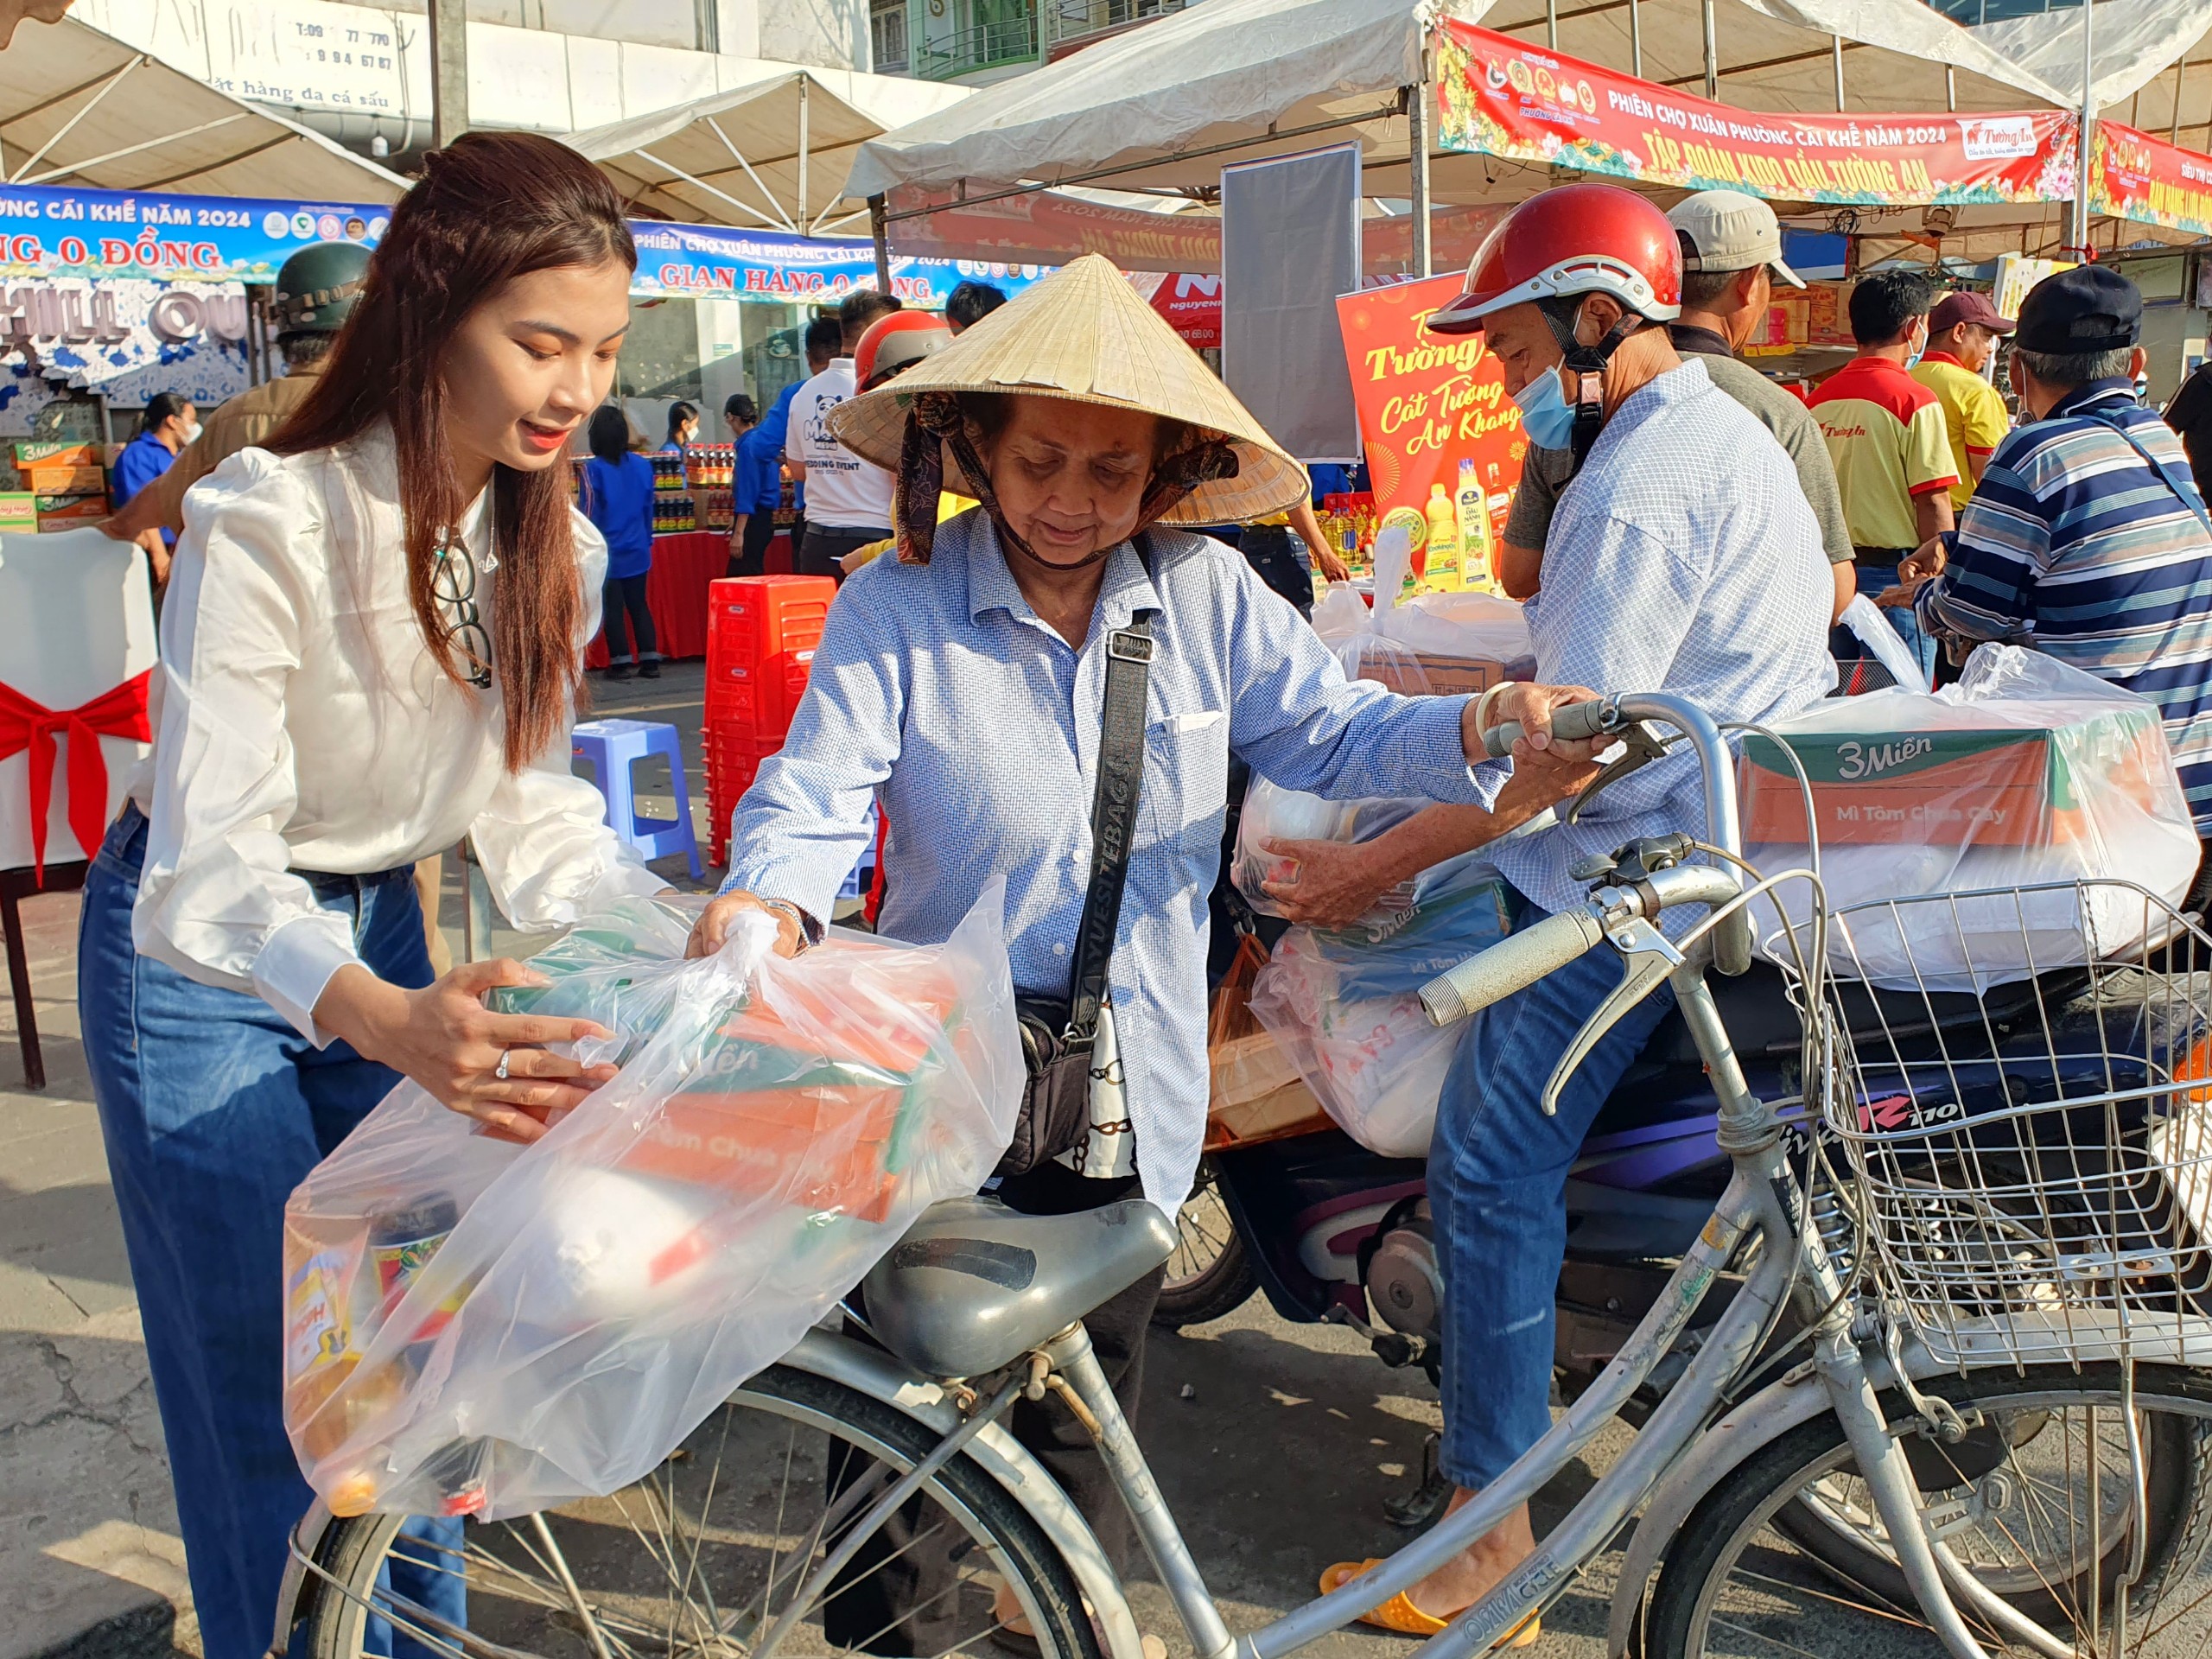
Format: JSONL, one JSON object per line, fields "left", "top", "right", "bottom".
{"left": 756, "top": 896, "right": 823, "bottom": 951}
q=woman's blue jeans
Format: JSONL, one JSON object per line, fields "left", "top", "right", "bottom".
{"left": 1428, "top": 924, "right": 1676, "bottom": 1489}
{"left": 77, "top": 805, "right": 464, "bottom": 1659}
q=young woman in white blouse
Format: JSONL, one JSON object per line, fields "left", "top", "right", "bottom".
{"left": 75, "top": 133, "right": 670, "bottom": 1659}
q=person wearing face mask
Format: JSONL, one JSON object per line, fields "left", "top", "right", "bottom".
{"left": 1807, "top": 268, "right": 1956, "bottom": 677}
{"left": 74, "top": 132, "right": 674, "bottom": 1659}
{"left": 110, "top": 392, "right": 199, "bottom": 571}
{"left": 1312, "top": 184, "right": 1834, "bottom": 1637}
{"left": 1897, "top": 264, "right": 2212, "bottom": 897}
{"left": 685, "top": 254, "right": 1599, "bottom": 1652}
{"left": 1911, "top": 288, "right": 2017, "bottom": 512}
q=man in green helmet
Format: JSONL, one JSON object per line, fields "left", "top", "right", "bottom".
{"left": 104, "top": 239, "right": 369, "bottom": 562}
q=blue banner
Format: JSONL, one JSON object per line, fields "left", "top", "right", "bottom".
{"left": 0, "top": 183, "right": 389, "bottom": 285}
{"left": 628, "top": 219, "right": 1048, "bottom": 307}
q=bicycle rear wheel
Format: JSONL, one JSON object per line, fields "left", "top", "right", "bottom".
{"left": 1643, "top": 1363, "right": 2212, "bottom": 1658}
{"left": 296, "top": 1363, "right": 1101, "bottom": 1659}
{"left": 1155, "top": 1161, "right": 1255, "bottom": 1329}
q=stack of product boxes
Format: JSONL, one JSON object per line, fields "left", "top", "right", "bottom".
{"left": 702, "top": 575, "right": 836, "bottom": 867}
{"left": 1, "top": 442, "right": 110, "bottom": 533}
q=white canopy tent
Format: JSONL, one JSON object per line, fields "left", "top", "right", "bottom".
{"left": 844, "top": 0, "right": 2211, "bottom": 271}
{"left": 565, "top": 71, "right": 969, "bottom": 240}
{"left": 0, "top": 11, "right": 407, "bottom": 200}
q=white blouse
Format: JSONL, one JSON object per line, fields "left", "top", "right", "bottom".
{"left": 130, "top": 424, "right": 664, "bottom": 1044}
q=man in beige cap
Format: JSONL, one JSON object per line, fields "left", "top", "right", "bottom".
{"left": 1497, "top": 188, "right": 1855, "bottom": 624}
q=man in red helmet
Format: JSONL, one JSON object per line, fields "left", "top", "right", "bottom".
{"left": 1317, "top": 183, "right": 1835, "bottom": 1635}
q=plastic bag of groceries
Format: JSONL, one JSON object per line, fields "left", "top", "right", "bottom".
{"left": 1740, "top": 646, "right": 2198, "bottom": 993}
{"left": 1230, "top": 781, "right": 1433, "bottom": 924}
{"left": 282, "top": 887, "right": 1020, "bottom": 1522}
{"left": 1248, "top": 862, "right": 1511, "bottom": 1156}
{"left": 1333, "top": 522, "right": 1536, "bottom": 697}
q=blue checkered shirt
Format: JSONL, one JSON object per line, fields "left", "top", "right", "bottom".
{"left": 1477, "top": 357, "right": 1837, "bottom": 922}
{"left": 723, "top": 512, "right": 1485, "bottom": 1211}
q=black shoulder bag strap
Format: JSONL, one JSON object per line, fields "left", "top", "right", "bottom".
{"left": 1065, "top": 534, "right": 1155, "bottom": 1043}
{"left": 2083, "top": 403, "right": 2212, "bottom": 541}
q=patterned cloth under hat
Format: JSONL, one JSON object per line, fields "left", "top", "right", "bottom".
{"left": 826, "top": 253, "right": 1308, "bottom": 564}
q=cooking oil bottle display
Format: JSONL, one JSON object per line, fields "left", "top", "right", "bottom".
{"left": 1423, "top": 482, "right": 1461, "bottom": 591}
{"left": 1458, "top": 457, "right": 1499, "bottom": 594}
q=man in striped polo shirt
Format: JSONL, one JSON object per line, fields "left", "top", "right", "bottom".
{"left": 1905, "top": 264, "right": 2212, "bottom": 887}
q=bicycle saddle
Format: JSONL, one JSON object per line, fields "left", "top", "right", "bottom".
{"left": 861, "top": 1194, "right": 1177, "bottom": 1379}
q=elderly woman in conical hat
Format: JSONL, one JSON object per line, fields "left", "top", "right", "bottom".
{"left": 686, "top": 254, "right": 1597, "bottom": 1643}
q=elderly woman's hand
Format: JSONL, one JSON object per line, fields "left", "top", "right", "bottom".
{"left": 687, "top": 890, "right": 809, "bottom": 959}
{"left": 1258, "top": 836, "right": 1415, "bottom": 928}
{"left": 1462, "top": 683, "right": 1605, "bottom": 766}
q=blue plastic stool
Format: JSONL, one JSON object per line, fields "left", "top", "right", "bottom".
{"left": 571, "top": 718, "right": 702, "bottom": 880}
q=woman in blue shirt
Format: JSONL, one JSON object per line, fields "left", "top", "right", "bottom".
{"left": 660, "top": 399, "right": 697, "bottom": 454}
{"left": 581, "top": 404, "right": 658, "bottom": 678}
{"left": 112, "top": 392, "right": 199, "bottom": 562}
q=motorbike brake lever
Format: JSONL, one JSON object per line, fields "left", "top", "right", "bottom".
{"left": 1563, "top": 721, "right": 1675, "bottom": 829}
{"left": 1539, "top": 912, "right": 1684, "bottom": 1116}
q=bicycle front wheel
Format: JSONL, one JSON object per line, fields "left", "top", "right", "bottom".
{"left": 1644, "top": 1363, "right": 2212, "bottom": 1659}
{"left": 296, "top": 1363, "right": 1102, "bottom": 1659}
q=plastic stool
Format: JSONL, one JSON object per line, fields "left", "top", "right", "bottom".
{"left": 571, "top": 718, "right": 702, "bottom": 880}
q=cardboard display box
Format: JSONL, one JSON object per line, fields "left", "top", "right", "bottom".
{"left": 26, "top": 463, "right": 105, "bottom": 496}
{"left": 35, "top": 493, "right": 109, "bottom": 531}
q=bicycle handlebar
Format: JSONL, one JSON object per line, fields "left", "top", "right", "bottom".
{"left": 1480, "top": 698, "right": 1611, "bottom": 759}
{"left": 1417, "top": 906, "right": 1608, "bottom": 1026}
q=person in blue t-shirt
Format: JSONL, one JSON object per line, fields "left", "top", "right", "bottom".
{"left": 111, "top": 392, "right": 199, "bottom": 560}
{"left": 730, "top": 392, "right": 786, "bottom": 577}
{"left": 581, "top": 404, "right": 659, "bottom": 679}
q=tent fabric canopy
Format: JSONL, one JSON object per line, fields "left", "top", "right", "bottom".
{"left": 847, "top": 0, "right": 2209, "bottom": 215}
{"left": 567, "top": 71, "right": 969, "bottom": 239}
{"left": 0, "top": 13, "right": 407, "bottom": 200}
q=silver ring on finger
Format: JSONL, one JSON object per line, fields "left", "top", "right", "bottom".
{"left": 494, "top": 1047, "right": 512, "bottom": 1082}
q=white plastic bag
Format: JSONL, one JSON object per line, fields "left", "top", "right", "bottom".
{"left": 1741, "top": 646, "right": 2199, "bottom": 992}
{"left": 1838, "top": 594, "right": 1932, "bottom": 696}
{"left": 1247, "top": 864, "right": 1510, "bottom": 1155}
{"left": 1311, "top": 580, "right": 1370, "bottom": 644}
{"left": 1230, "top": 779, "right": 1433, "bottom": 924}
{"left": 282, "top": 887, "right": 1021, "bottom": 1521}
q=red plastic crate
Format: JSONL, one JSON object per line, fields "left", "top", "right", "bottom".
{"left": 708, "top": 575, "right": 833, "bottom": 662}
{"left": 704, "top": 650, "right": 817, "bottom": 736}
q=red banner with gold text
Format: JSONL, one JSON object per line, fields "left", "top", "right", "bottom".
{"left": 1433, "top": 20, "right": 2075, "bottom": 208}
{"left": 1335, "top": 272, "right": 1526, "bottom": 573}
{"left": 2092, "top": 121, "right": 2212, "bottom": 238}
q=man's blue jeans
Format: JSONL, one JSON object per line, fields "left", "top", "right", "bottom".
{"left": 77, "top": 806, "right": 464, "bottom": 1659}
{"left": 1428, "top": 925, "right": 1676, "bottom": 1488}
{"left": 1853, "top": 559, "right": 1940, "bottom": 680}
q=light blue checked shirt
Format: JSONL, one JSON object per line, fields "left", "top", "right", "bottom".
{"left": 1476, "top": 357, "right": 1836, "bottom": 924}
{"left": 723, "top": 511, "right": 1485, "bottom": 1212}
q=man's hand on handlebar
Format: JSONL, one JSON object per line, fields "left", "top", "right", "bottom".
{"left": 1462, "top": 683, "right": 1606, "bottom": 766}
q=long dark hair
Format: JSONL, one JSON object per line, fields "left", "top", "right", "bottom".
{"left": 270, "top": 130, "right": 636, "bottom": 771}
{"left": 141, "top": 391, "right": 192, "bottom": 437}
{"left": 587, "top": 404, "right": 632, "bottom": 465}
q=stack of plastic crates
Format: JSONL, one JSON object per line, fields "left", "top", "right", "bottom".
{"left": 1789, "top": 877, "right": 2212, "bottom": 1370}
{"left": 702, "top": 575, "right": 836, "bottom": 867}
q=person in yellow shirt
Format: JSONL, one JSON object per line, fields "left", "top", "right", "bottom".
{"left": 1911, "top": 289, "right": 2015, "bottom": 512}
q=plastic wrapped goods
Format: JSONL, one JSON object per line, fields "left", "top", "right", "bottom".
{"left": 1230, "top": 780, "right": 1433, "bottom": 925}
{"left": 1740, "top": 647, "right": 2199, "bottom": 992}
{"left": 1248, "top": 863, "right": 1511, "bottom": 1156}
{"left": 282, "top": 887, "right": 1020, "bottom": 1522}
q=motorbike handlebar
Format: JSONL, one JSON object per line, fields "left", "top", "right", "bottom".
{"left": 1417, "top": 906, "right": 1608, "bottom": 1027}
{"left": 1480, "top": 698, "right": 1611, "bottom": 760}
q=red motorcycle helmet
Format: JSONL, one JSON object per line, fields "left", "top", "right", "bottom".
{"left": 1427, "top": 182, "right": 1681, "bottom": 335}
{"left": 855, "top": 310, "right": 953, "bottom": 391}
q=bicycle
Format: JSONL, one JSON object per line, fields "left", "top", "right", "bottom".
{"left": 275, "top": 691, "right": 2212, "bottom": 1659}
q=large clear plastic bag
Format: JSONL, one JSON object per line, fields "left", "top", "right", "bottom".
{"left": 1741, "top": 646, "right": 2199, "bottom": 992}
{"left": 1247, "top": 863, "right": 1510, "bottom": 1156}
{"left": 282, "top": 886, "right": 1021, "bottom": 1522}
{"left": 1230, "top": 782, "right": 1433, "bottom": 925}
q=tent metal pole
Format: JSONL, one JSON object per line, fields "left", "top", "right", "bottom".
{"left": 1546, "top": 0, "right": 1558, "bottom": 49}
{"left": 798, "top": 77, "right": 810, "bottom": 238}
{"left": 870, "top": 194, "right": 893, "bottom": 291}
{"left": 1406, "top": 79, "right": 1432, "bottom": 280}
{"left": 1946, "top": 64, "right": 1956, "bottom": 112}
{"left": 427, "top": 0, "right": 468, "bottom": 148}
{"left": 1628, "top": 0, "right": 1642, "bottom": 78}
{"left": 1831, "top": 36, "right": 1844, "bottom": 111}
{"left": 1701, "top": 0, "right": 1718, "bottom": 99}
{"left": 2072, "top": 0, "right": 2094, "bottom": 254}
{"left": 2175, "top": 57, "right": 2188, "bottom": 144}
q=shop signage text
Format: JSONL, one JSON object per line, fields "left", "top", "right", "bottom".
{"left": 2092, "top": 121, "right": 2212, "bottom": 238}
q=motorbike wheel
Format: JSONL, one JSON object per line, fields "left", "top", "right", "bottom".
{"left": 1154, "top": 1160, "right": 1257, "bottom": 1328}
{"left": 1643, "top": 1363, "right": 2212, "bottom": 1659}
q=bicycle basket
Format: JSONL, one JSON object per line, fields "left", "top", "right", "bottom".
{"left": 1802, "top": 879, "right": 2212, "bottom": 1369}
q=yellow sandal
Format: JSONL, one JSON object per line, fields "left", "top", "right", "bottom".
{"left": 1318, "top": 1560, "right": 1541, "bottom": 1646}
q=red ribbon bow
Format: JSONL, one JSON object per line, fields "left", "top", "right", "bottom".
{"left": 0, "top": 669, "right": 154, "bottom": 881}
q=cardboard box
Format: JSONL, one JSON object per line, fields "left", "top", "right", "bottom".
{"left": 0, "top": 492, "right": 35, "bottom": 533}
{"left": 35, "top": 493, "right": 109, "bottom": 530}
{"left": 1357, "top": 650, "right": 1513, "bottom": 696}
{"left": 27, "top": 463, "right": 105, "bottom": 495}
{"left": 1739, "top": 702, "right": 2171, "bottom": 847}
{"left": 15, "top": 442, "right": 98, "bottom": 469}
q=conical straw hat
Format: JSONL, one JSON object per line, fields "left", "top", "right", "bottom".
{"left": 828, "top": 253, "right": 1309, "bottom": 525}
